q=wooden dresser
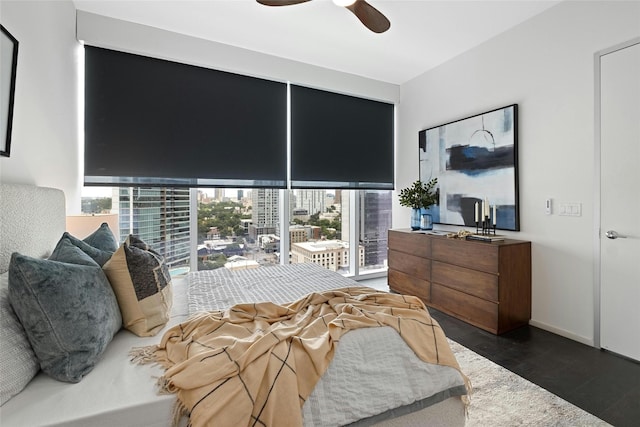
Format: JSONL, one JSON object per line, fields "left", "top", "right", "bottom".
{"left": 388, "top": 229, "right": 531, "bottom": 334}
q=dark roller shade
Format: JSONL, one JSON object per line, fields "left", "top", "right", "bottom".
{"left": 84, "top": 46, "right": 287, "bottom": 188}
{"left": 290, "top": 85, "right": 394, "bottom": 189}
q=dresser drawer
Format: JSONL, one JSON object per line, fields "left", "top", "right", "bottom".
{"left": 432, "top": 261, "right": 498, "bottom": 301}
{"left": 430, "top": 284, "right": 498, "bottom": 333}
{"left": 388, "top": 249, "right": 430, "bottom": 280}
{"left": 388, "top": 269, "right": 430, "bottom": 301}
{"left": 388, "top": 229, "right": 530, "bottom": 335}
{"left": 388, "top": 230, "right": 431, "bottom": 259}
{"left": 432, "top": 238, "right": 498, "bottom": 273}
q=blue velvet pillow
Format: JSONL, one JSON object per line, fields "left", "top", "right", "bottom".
{"left": 7, "top": 245, "right": 122, "bottom": 383}
{"left": 83, "top": 222, "right": 119, "bottom": 252}
{"left": 51, "top": 232, "right": 113, "bottom": 267}
{"left": 49, "top": 236, "right": 100, "bottom": 266}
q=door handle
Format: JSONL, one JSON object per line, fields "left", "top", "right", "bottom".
{"left": 605, "top": 230, "right": 627, "bottom": 239}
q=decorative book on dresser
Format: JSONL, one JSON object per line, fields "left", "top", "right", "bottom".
{"left": 388, "top": 229, "right": 531, "bottom": 335}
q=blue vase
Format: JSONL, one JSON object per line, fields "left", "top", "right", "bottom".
{"left": 420, "top": 212, "right": 433, "bottom": 230}
{"left": 411, "top": 208, "right": 421, "bottom": 230}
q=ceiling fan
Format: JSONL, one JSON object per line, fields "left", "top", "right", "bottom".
{"left": 257, "top": 0, "right": 391, "bottom": 34}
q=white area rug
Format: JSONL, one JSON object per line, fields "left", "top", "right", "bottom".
{"left": 448, "top": 339, "right": 612, "bottom": 426}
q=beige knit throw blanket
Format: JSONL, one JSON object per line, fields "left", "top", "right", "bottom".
{"left": 132, "top": 286, "right": 469, "bottom": 427}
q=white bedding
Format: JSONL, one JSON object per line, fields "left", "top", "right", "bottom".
{"left": 0, "top": 184, "right": 466, "bottom": 426}
{"left": 2, "top": 269, "right": 465, "bottom": 427}
{"left": 188, "top": 264, "right": 467, "bottom": 426}
{"left": 188, "top": 263, "right": 362, "bottom": 312}
{"left": 0, "top": 278, "right": 189, "bottom": 427}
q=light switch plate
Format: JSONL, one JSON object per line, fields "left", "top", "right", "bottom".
{"left": 559, "top": 202, "right": 582, "bottom": 217}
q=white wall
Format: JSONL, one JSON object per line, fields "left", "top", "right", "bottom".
{"left": 396, "top": 1, "right": 640, "bottom": 345}
{"left": 0, "top": 0, "right": 80, "bottom": 212}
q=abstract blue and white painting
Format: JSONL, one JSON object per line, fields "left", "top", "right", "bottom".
{"left": 419, "top": 104, "right": 519, "bottom": 231}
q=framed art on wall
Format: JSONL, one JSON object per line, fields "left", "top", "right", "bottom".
{"left": 1, "top": 24, "right": 19, "bottom": 158}
{"left": 419, "top": 104, "right": 519, "bottom": 231}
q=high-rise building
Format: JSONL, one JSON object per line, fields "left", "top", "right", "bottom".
{"left": 333, "top": 190, "right": 342, "bottom": 205}
{"left": 112, "top": 187, "right": 191, "bottom": 269}
{"left": 296, "top": 189, "right": 325, "bottom": 216}
{"left": 249, "top": 188, "right": 279, "bottom": 240}
{"left": 359, "top": 190, "right": 392, "bottom": 267}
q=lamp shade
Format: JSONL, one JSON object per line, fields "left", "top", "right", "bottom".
{"left": 66, "top": 213, "right": 120, "bottom": 242}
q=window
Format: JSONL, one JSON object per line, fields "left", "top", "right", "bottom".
{"left": 196, "top": 188, "right": 280, "bottom": 271}
{"left": 359, "top": 190, "right": 392, "bottom": 274}
{"left": 82, "top": 47, "right": 395, "bottom": 278}
{"left": 114, "top": 187, "right": 190, "bottom": 269}
{"left": 286, "top": 189, "right": 390, "bottom": 278}
{"left": 83, "top": 186, "right": 391, "bottom": 278}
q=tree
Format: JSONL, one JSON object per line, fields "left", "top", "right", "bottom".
{"left": 197, "top": 200, "right": 246, "bottom": 241}
{"left": 198, "top": 253, "right": 227, "bottom": 270}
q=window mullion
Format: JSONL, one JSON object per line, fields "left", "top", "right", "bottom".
{"left": 349, "top": 189, "right": 358, "bottom": 277}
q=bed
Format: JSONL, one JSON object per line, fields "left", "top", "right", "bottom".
{"left": 0, "top": 183, "right": 468, "bottom": 426}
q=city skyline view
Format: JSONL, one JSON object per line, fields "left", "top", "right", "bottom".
{"left": 81, "top": 186, "right": 390, "bottom": 277}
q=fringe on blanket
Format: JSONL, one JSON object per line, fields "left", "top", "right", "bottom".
{"left": 454, "top": 369, "right": 472, "bottom": 418}
{"left": 130, "top": 345, "right": 174, "bottom": 370}
{"left": 169, "top": 396, "right": 189, "bottom": 427}
{"left": 129, "top": 345, "right": 159, "bottom": 365}
{"left": 462, "top": 379, "right": 472, "bottom": 417}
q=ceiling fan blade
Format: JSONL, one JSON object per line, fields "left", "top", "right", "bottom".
{"left": 256, "top": 0, "right": 310, "bottom": 6}
{"left": 345, "top": 0, "right": 390, "bottom": 33}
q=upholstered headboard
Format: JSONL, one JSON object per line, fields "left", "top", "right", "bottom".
{"left": 0, "top": 184, "right": 66, "bottom": 274}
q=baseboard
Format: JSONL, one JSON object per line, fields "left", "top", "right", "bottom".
{"left": 528, "top": 320, "right": 594, "bottom": 347}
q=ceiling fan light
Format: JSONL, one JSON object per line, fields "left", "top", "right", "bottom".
{"left": 333, "top": 0, "right": 356, "bottom": 7}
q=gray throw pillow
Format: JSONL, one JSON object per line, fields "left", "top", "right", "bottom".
{"left": 8, "top": 247, "right": 122, "bottom": 383}
{"left": 83, "top": 222, "right": 119, "bottom": 252}
{"left": 51, "top": 232, "right": 113, "bottom": 267}
{"left": 49, "top": 236, "right": 100, "bottom": 267}
{"left": 0, "top": 272, "right": 40, "bottom": 406}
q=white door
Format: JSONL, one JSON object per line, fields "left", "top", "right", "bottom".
{"left": 599, "top": 40, "right": 640, "bottom": 361}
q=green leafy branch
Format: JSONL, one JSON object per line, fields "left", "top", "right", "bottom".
{"left": 398, "top": 178, "right": 439, "bottom": 209}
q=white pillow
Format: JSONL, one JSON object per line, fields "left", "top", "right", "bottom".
{"left": 0, "top": 272, "right": 40, "bottom": 405}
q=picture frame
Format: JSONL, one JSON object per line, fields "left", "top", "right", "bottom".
{"left": 419, "top": 104, "right": 519, "bottom": 231}
{"left": 1, "top": 24, "right": 19, "bottom": 158}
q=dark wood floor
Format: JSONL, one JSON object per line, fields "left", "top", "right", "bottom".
{"left": 430, "top": 308, "right": 640, "bottom": 427}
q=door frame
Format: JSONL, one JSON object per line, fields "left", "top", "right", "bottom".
{"left": 593, "top": 37, "right": 640, "bottom": 350}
